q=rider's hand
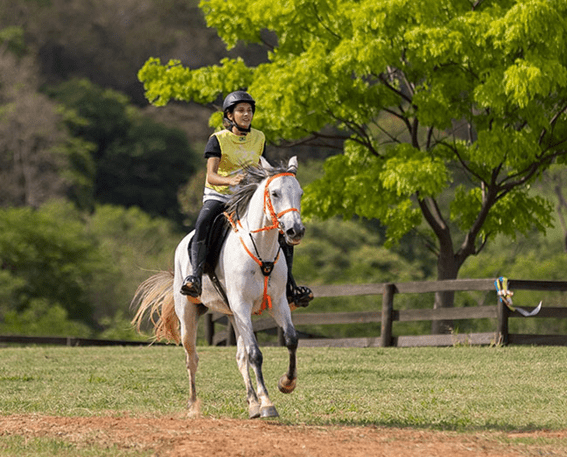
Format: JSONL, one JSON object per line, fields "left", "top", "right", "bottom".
{"left": 228, "top": 174, "right": 244, "bottom": 186}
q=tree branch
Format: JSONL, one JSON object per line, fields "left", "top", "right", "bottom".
{"left": 456, "top": 183, "right": 497, "bottom": 266}
{"left": 274, "top": 131, "right": 348, "bottom": 150}
{"left": 378, "top": 70, "right": 413, "bottom": 105}
{"left": 417, "top": 193, "right": 450, "bottom": 241}
{"left": 310, "top": 4, "right": 341, "bottom": 41}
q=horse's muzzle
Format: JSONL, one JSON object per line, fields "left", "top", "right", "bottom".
{"left": 285, "top": 224, "right": 305, "bottom": 245}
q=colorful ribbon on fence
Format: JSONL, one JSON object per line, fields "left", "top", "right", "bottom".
{"left": 495, "top": 276, "right": 542, "bottom": 317}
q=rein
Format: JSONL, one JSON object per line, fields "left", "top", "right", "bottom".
{"left": 224, "top": 172, "right": 299, "bottom": 314}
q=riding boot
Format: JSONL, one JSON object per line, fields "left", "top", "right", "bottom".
{"left": 181, "top": 239, "right": 207, "bottom": 297}
{"left": 279, "top": 236, "right": 314, "bottom": 308}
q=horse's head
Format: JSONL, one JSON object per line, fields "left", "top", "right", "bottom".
{"left": 260, "top": 156, "right": 305, "bottom": 245}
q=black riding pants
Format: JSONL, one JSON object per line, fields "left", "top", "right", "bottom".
{"left": 192, "top": 199, "right": 226, "bottom": 248}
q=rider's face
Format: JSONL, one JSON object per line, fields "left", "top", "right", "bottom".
{"left": 229, "top": 103, "right": 254, "bottom": 130}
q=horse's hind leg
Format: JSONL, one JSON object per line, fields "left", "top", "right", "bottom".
{"left": 233, "top": 322, "right": 261, "bottom": 418}
{"left": 178, "top": 299, "right": 206, "bottom": 417}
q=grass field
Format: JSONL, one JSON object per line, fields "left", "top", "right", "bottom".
{"left": 1, "top": 345, "right": 567, "bottom": 456}
{"left": 1, "top": 345, "right": 566, "bottom": 429}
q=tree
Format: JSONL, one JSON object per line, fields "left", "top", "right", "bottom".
{"left": 0, "top": 202, "right": 108, "bottom": 326}
{"left": 0, "top": 0, "right": 265, "bottom": 105}
{"left": 0, "top": 44, "right": 94, "bottom": 209}
{"left": 138, "top": 0, "right": 567, "bottom": 332}
{"left": 48, "top": 79, "right": 198, "bottom": 224}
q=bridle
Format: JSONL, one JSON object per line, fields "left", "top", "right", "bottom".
{"left": 224, "top": 172, "right": 301, "bottom": 314}
{"left": 250, "top": 172, "right": 299, "bottom": 234}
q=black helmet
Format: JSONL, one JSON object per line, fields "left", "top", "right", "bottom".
{"left": 222, "top": 91, "right": 256, "bottom": 113}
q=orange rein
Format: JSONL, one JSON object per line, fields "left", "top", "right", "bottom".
{"left": 224, "top": 172, "right": 299, "bottom": 314}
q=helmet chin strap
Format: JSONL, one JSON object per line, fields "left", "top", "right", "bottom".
{"left": 227, "top": 117, "right": 251, "bottom": 134}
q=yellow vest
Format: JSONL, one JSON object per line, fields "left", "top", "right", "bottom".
{"left": 205, "top": 128, "right": 265, "bottom": 195}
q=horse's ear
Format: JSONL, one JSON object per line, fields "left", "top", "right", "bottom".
{"left": 288, "top": 156, "right": 298, "bottom": 175}
{"left": 260, "top": 156, "right": 273, "bottom": 171}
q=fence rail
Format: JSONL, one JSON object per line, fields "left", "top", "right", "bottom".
{"left": 2, "top": 279, "right": 566, "bottom": 349}
{"left": 0, "top": 335, "right": 160, "bottom": 347}
{"left": 206, "top": 278, "right": 567, "bottom": 347}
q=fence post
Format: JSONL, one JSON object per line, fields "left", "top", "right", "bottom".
{"left": 227, "top": 320, "right": 237, "bottom": 346}
{"left": 277, "top": 327, "right": 285, "bottom": 346}
{"left": 381, "top": 283, "right": 395, "bottom": 347}
{"left": 205, "top": 313, "right": 214, "bottom": 346}
{"left": 497, "top": 300, "right": 509, "bottom": 345}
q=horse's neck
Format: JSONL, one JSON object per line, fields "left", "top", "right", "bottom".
{"left": 241, "top": 181, "right": 279, "bottom": 253}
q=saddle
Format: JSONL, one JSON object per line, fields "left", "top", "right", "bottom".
{"left": 187, "top": 212, "right": 231, "bottom": 304}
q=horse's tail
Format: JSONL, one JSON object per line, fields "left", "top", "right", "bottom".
{"left": 131, "top": 270, "right": 180, "bottom": 344}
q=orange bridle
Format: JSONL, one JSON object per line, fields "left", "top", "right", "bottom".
{"left": 251, "top": 173, "right": 299, "bottom": 234}
{"left": 224, "top": 172, "right": 301, "bottom": 314}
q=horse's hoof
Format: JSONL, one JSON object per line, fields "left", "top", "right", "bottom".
{"left": 249, "top": 404, "right": 261, "bottom": 419}
{"left": 278, "top": 374, "right": 296, "bottom": 394}
{"left": 187, "top": 399, "right": 201, "bottom": 418}
{"left": 260, "top": 405, "right": 279, "bottom": 418}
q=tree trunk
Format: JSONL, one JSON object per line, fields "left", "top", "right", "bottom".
{"left": 432, "top": 246, "right": 459, "bottom": 334}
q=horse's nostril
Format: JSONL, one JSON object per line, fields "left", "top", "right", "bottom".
{"left": 287, "top": 226, "right": 305, "bottom": 239}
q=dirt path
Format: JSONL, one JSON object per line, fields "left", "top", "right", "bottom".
{"left": 1, "top": 414, "right": 565, "bottom": 456}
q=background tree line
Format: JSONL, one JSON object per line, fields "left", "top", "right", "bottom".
{"left": 1, "top": 0, "right": 566, "bottom": 340}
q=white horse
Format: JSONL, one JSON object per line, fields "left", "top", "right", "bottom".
{"left": 132, "top": 156, "right": 304, "bottom": 418}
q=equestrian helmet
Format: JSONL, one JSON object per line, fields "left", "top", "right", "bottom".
{"left": 223, "top": 91, "right": 256, "bottom": 113}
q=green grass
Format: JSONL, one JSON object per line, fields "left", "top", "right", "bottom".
{"left": 1, "top": 345, "right": 566, "bottom": 431}
{"left": 0, "top": 435, "right": 150, "bottom": 457}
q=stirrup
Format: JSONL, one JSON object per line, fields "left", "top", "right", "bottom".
{"left": 287, "top": 285, "right": 313, "bottom": 308}
{"left": 181, "top": 275, "right": 202, "bottom": 298}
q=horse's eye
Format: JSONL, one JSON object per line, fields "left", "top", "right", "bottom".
{"left": 271, "top": 191, "right": 280, "bottom": 199}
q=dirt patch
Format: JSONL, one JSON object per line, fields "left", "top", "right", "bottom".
{"left": 1, "top": 414, "right": 565, "bottom": 456}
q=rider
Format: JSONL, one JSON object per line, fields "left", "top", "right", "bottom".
{"left": 181, "top": 90, "right": 313, "bottom": 308}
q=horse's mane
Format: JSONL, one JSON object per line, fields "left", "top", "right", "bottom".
{"left": 225, "top": 161, "right": 296, "bottom": 218}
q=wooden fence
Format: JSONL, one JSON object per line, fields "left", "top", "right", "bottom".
{"left": 205, "top": 278, "right": 567, "bottom": 347}
{"left": 0, "top": 335, "right": 163, "bottom": 347}
{"left": 2, "top": 278, "right": 567, "bottom": 348}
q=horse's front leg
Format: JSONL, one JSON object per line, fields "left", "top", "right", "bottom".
{"left": 232, "top": 318, "right": 261, "bottom": 418}
{"left": 278, "top": 325, "right": 298, "bottom": 394}
{"left": 232, "top": 312, "right": 279, "bottom": 418}
{"left": 270, "top": 299, "right": 299, "bottom": 394}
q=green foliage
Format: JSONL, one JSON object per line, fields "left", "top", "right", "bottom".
{"left": 460, "top": 226, "right": 567, "bottom": 336}
{"left": 0, "top": 201, "right": 182, "bottom": 336}
{"left": 46, "top": 79, "right": 132, "bottom": 156}
{"left": 294, "top": 218, "right": 424, "bottom": 286}
{"left": 139, "top": 0, "right": 567, "bottom": 282}
{"left": 85, "top": 204, "right": 182, "bottom": 324}
{"left": 47, "top": 79, "right": 198, "bottom": 224}
{"left": 2, "top": 300, "right": 92, "bottom": 337}
{"left": 0, "top": 26, "right": 26, "bottom": 56}
{"left": 139, "top": 57, "right": 254, "bottom": 108}
{"left": 302, "top": 142, "right": 424, "bottom": 244}
{"left": 0, "top": 202, "right": 107, "bottom": 328}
